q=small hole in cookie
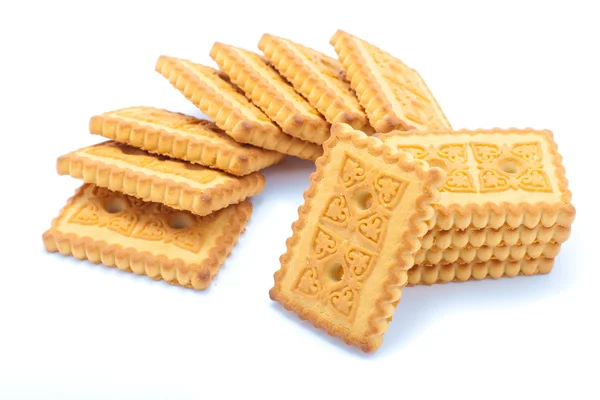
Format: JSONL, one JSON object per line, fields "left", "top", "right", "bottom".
{"left": 427, "top": 158, "right": 446, "bottom": 170}
{"left": 354, "top": 190, "right": 373, "bottom": 210}
{"left": 104, "top": 198, "right": 127, "bottom": 214}
{"left": 328, "top": 262, "right": 344, "bottom": 282}
{"left": 169, "top": 213, "right": 194, "bottom": 229}
{"left": 500, "top": 159, "right": 518, "bottom": 174}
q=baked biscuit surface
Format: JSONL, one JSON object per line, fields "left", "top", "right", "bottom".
{"left": 43, "top": 184, "right": 252, "bottom": 289}
{"left": 210, "top": 43, "right": 331, "bottom": 145}
{"left": 259, "top": 34, "right": 371, "bottom": 133}
{"left": 379, "top": 129, "right": 576, "bottom": 229}
{"left": 408, "top": 258, "right": 555, "bottom": 286}
{"left": 421, "top": 224, "right": 571, "bottom": 249}
{"left": 331, "top": 30, "right": 451, "bottom": 133}
{"left": 90, "top": 106, "right": 285, "bottom": 176}
{"left": 155, "top": 56, "right": 322, "bottom": 160}
{"left": 415, "top": 241, "right": 561, "bottom": 266}
{"left": 57, "top": 141, "right": 264, "bottom": 216}
{"left": 270, "top": 123, "right": 445, "bottom": 352}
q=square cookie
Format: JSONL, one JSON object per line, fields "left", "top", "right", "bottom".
{"left": 259, "top": 34, "right": 372, "bottom": 133}
{"left": 379, "top": 129, "right": 576, "bottom": 229}
{"left": 210, "top": 42, "right": 331, "bottom": 144}
{"left": 43, "top": 184, "right": 252, "bottom": 290}
{"left": 57, "top": 141, "right": 264, "bottom": 216}
{"left": 270, "top": 123, "right": 445, "bottom": 352}
{"left": 90, "top": 106, "right": 285, "bottom": 176}
{"left": 331, "top": 30, "right": 452, "bottom": 133}
{"left": 156, "top": 56, "right": 322, "bottom": 160}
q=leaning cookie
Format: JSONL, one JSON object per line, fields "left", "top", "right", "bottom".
{"left": 156, "top": 55, "right": 322, "bottom": 160}
{"left": 90, "top": 106, "right": 285, "bottom": 176}
{"left": 270, "top": 123, "right": 445, "bottom": 352}
{"left": 210, "top": 42, "right": 331, "bottom": 145}
{"left": 259, "top": 34, "right": 372, "bottom": 133}
{"left": 56, "top": 141, "right": 264, "bottom": 216}
{"left": 331, "top": 30, "right": 451, "bottom": 133}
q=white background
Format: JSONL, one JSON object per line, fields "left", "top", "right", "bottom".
{"left": 1, "top": 1, "right": 599, "bottom": 398}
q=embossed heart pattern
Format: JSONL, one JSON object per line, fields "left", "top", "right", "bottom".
{"left": 43, "top": 30, "right": 573, "bottom": 353}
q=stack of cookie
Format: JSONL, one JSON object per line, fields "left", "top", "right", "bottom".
{"left": 260, "top": 31, "right": 575, "bottom": 351}
{"left": 43, "top": 29, "right": 575, "bottom": 352}
{"left": 379, "top": 129, "right": 575, "bottom": 286}
{"left": 43, "top": 107, "right": 285, "bottom": 289}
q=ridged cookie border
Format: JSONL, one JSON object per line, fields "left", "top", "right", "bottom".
{"left": 408, "top": 258, "right": 555, "bottom": 286}
{"left": 90, "top": 107, "right": 285, "bottom": 176}
{"left": 56, "top": 144, "right": 265, "bottom": 217}
{"left": 421, "top": 224, "right": 571, "bottom": 249}
{"left": 377, "top": 128, "right": 576, "bottom": 230}
{"left": 258, "top": 34, "right": 372, "bottom": 133}
{"left": 415, "top": 241, "right": 561, "bottom": 266}
{"left": 42, "top": 184, "right": 253, "bottom": 290}
{"left": 156, "top": 56, "right": 323, "bottom": 161}
{"left": 270, "top": 122, "right": 445, "bottom": 353}
{"left": 210, "top": 42, "right": 331, "bottom": 145}
{"left": 330, "top": 30, "right": 452, "bottom": 133}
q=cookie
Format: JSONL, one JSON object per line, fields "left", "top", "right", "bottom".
{"left": 330, "top": 30, "right": 452, "bottom": 133}
{"left": 421, "top": 224, "right": 571, "bottom": 249}
{"left": 270, "top": 123, "right": 445, "bottom": 352}
{"left": 210, "top": 42, "right": 330, "bottom": 145}
{"left": 408, "top": 258, "right": 555, "bottom": 286}
{"left": 89, "top": 106, "right": 285, "bottom": 176}
{"left": 258, "top": 34, "right": 372, "bottom": 133}
{"left": 415, "top": 242, "right": 561, "bottom": 266}
{"left": 155, "top": 55, "right": 322, "bottom": 160}
{"left": 378, "top": 129, "right": 576, "bottom": 229}
{"left": 56, "top": 141, "right": 264, "bottom": 216}
{"left": 43, "top": 184, "right": 251, "bottom": 290}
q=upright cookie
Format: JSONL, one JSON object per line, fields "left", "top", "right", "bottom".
{"left": 90, "top": 106, "right": 285, "bottom": 176}
{"left": 43, "top": 184, "right": 252, "bottom": 290}
{"left": 270, "top": 123, "right": 445, "bottom": 352}
{"left": 156, "top": 56, "right": 322, "bottom": 160}
{"left": 331, "top": 30, "right": 451, "bottom": 133}
{"left": 408, "top": 258, "right": 555, "bottom": 286}
{"left": 258, "top": 34, "right": 372, "bottom": 133}
{"left": 210, "top": 43, "right": 330, "bottom": 145}
{"left": 57, "top": 141, "right": 264, "bottom": 216}
{"left": 379, "top": 129, "right": 576, "bottom": 229}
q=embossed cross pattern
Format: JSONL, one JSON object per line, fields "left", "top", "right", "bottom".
{"left": 69, "top": 187, "right": 211, "bottom": 253}
{"left": 294, "top": 153, "right": 408, "bottom": 321}
{"left": 396, "top": 141, "right": 552, "bottom": 193}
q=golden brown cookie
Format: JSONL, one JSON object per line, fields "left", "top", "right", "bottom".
{"left": 415, "top": 242, "right": 561, "bottom": 266}
{"left": 56, "top": 141, "right": 264, "bottom": 216}
{"left": 155, "top": 55, "right": 322, "bottom": 160}
{"left": 89, "top": 106, "right": 285, "bottom": 176}
{"left": 421, "top": 224, "right": 571, "bottom": 249}
{"left": 210, "top": 42, "right": 331, "bottom": 145}
{"left": 270, "top": 123, "right": 445, "bottom": 352}
{"left": 331, "top": 30, "right": 452, "bottom": 133}
{"left": 408, "top": 258, "right": 555, "bottom": 286}
{"left": 378, "top": 128, "right": 576, "bottom": 229}
{"left": 43, "top": 184, "right": 252, "bottom": 290}
{"left": 258, "top": 34, "right": 372, "bottom": 133}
